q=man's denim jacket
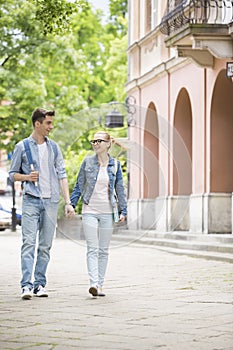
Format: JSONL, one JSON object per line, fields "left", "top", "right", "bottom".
{"left": 9, "top": 135, "right": 67, "bottom": 203}
{"left": 70, "top": 155, "right": 127, "bottom": 216}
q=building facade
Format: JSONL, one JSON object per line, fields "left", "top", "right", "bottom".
{"left": 126, "top": 0, "right": 233, "bottom": 234}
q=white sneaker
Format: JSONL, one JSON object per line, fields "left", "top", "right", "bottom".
{"left": 33, "top": 285, "right": 48, "bottom": 297}
{"left": 21, "top": 286, "right": 33, "bottom": 300}
{"left": 98, "top": 287, "right": 106, "bottom": 297}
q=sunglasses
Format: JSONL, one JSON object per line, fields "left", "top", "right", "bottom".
{"left": 90, "top": 139, "right": 109, "bottom": 145}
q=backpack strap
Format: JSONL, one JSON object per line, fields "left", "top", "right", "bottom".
{"left": 114, "top": 158, "right": 118, "bottom": 175}
{"left": 23, "top": 138, "right": 58, "bottom": 164}
{"left": 23, "top": 138, "right": 37, "bottom": 185}
{"left": 50, "top": 140, "right": 58, "bottom": 160}
{"left": 113, "top": 158, "right": 119, "bottom": 222}
{"left": 23, "top": 138, "right": 33, "bottom": 166}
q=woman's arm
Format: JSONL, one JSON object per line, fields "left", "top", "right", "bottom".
{"left": 70, "top": 159, "right": 86, "bottom": 208}
{"left": 115, "top": 161, "right": 127, "bottom": 220}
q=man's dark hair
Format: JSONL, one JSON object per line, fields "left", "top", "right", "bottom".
{"left": 31, "top": 108, "right": 55, "bottom": 126}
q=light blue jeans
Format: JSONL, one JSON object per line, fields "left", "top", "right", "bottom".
{"left": 21, "top": 194, "right": 58, "bottom": 289}
{"left": 82, "top": 213, "right": 113, "bottom": 288}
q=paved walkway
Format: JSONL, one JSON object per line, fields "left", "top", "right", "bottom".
{"left": 0, "top": 229, "right": 232, "bottom": 350}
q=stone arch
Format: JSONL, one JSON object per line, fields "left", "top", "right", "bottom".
{"left": 210, "top": 70, "right": 233, "bottom": 192}
{"left": 143, "top": 102, "right": 159, "bottom": 198}
{"left": 173, "top": 88, "right": 192, "bottom": 195}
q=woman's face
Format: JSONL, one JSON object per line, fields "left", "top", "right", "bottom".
{"left": 91, "top": 132, "right": 110, "bottom": 154}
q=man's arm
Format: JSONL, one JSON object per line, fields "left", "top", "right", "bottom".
{"left": 13, "top": 172, "right": 38, "bottom": 183}
{"left": 9, "top": 142, "right": 38, "bottom": 184}
{"left": 59, "top": 178, "right": 75, "bottom": 217}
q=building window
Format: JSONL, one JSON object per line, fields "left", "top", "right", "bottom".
{"left": 145, "top": 0, "right": 157, "bottom": 33}
{"left": 145, "top": 0, "right": 152, "bottom": 33}
{"left": 168, "top": 0, "right": 183, "bottom": 11}
{"left": 152, "top": 0, "right": 157, "bottom": 28}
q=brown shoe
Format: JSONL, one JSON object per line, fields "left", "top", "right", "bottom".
{"left": 89, "top": 286, "right": 98, "bottom": 296}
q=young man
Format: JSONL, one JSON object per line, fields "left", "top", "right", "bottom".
{"left": 9, "top": 108, "right": 75, "bottom": 300}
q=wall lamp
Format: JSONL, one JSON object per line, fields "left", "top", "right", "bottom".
{"left": 104, "top": 96, "right": 136, "bottom": 128}
{"left": 226, "top": 62, "right": 233, "bottom": 78}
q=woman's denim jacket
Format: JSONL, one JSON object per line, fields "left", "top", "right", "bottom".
{"left": 70, "top": 155, "right": 127, "bottom": 216}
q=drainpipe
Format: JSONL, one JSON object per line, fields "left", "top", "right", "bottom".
{"left": 204, "top": 67, "right": 207, "bottom": 194}
{"left": 203, "top": 67, "right": 207, "bottom": 233}
{"left": 138, "top": 44, "right": 142, "bottom": 199}
{"left": 163, "top": 63, "right": 171, "bottom": 196}
{"left": 164, "top": 62, "right": 171, "bottom": 232}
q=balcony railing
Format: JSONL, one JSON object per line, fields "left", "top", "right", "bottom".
{"left": 160, "top": 0, "right": 233, "bottom": 35}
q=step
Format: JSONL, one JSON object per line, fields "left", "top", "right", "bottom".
{"left": 112, "top": 231, "right": 233, "bottom": 263}
{"left": 112, "top": 233, "right": 233, "bottom": 253}
{"left": 113, "top": 229, "right": 233, "bottom": 244}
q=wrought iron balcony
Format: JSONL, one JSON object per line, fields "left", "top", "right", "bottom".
{"left": 160, "top": 0, "right": 233, "bottom": 36}
{"left": 159, "top": 0, "right": 233, "bottom": 67}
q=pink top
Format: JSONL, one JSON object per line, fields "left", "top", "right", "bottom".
{"left": 82, "top": 166, "right": 112, "bottom": 215}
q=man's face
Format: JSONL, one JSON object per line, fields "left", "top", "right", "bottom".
{"left": 36, "top": 116, "right": 53, "bottom": 137}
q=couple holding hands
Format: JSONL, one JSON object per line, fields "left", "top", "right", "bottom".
{"left": 9, "top": 108, "right": 127, "bottom": 300}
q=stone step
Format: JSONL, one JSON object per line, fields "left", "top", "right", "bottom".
{"left": 112, "top": 230, "right": 233, "bottom": 263}
{"left": 147, "top": 231, "right": 233, "bottom": 244}
{"left": 114, "top": 229, "right": 233, "bottom": 244}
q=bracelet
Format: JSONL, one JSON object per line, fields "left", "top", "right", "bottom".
{"left": 65, "top": 202, "right": 72, "bottom": 206}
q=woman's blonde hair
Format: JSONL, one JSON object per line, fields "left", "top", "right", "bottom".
{"left": 94, "top": 131, "right": 127, "bottom": 150}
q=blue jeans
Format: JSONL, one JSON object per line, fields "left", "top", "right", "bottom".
{"left": 21, "top": 194, "right": 58, "bottom": 289}
{"left": 82, "top": 213, "right": 113, "bottom": 288}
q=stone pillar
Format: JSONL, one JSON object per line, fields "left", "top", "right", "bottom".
{"left": 203, "top": 193, "right": 232, "bottom": 234}
{"left": 127, "top": 199, "right": 140, "bottom": 230}
{"left": 155, "top": 196, "right": 168, "bottom": 232}
{"left": 167, "top": 195, "right": 190, "bottom": 231}
{"left": 139, "top": 199, "right": 156, "bottom": 230}
{"left": 190, "top": 194, "right": 204, "bottom": 233}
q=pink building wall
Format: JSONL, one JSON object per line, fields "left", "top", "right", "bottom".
{"left": 126, "top": 1, "right": 233, "bottom": 233}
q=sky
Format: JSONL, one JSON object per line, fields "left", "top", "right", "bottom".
{"left": 89, "top": 0, "right": 109, "bottom": 17}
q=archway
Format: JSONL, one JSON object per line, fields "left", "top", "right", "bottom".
{"left": 173, "top": 88, "right": 192, "bottom": 195}
{"left": 210, "top": 70, "right": 233, "bottom": 192}
{"left": 143, "top": 102, "right": 159, "bottom": 198}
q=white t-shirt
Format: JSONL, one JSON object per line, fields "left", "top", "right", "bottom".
{"left": 82, "top": 166, "right": 112, "bottom": 214}
{"left": 38, "top": 142, "right": 51, "bottom": 198}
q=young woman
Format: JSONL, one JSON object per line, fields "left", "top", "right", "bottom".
{"left": 70, "top": 131, "right": 127, "bottom": 297}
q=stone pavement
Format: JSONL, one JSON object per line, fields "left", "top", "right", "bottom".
{"left": 0, "top": 229, "right": 232, "bottom": 350}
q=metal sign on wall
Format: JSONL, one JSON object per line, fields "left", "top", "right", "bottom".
{"left": 226, "top": 62, "right": 233, "bottom": 78}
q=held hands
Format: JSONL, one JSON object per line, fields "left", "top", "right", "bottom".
{"left": 65, "top": 204, "right": 75, "bottom": 218}
{"left": 119, "top": 214, "right": 126, "bottom": 222}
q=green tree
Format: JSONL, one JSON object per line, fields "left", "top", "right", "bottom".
{"left": 0, "top": 0, "right": 128, "bottom": 154}
{"left": 109, "top": 0, "right": 128, "bottom": 18}
{"left": 33, "top": 0, "right": 85, "bottom": 35}
{"left": 108, "top": 0, "right": 128, "bottom": 36}
{"left": 101, "top": 34, "right": 128, "bottom": 102}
